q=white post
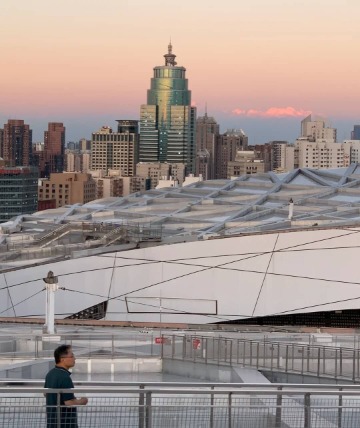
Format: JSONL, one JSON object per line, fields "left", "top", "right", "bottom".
{"left": 288, "top": 198, "right": 294, "bottom": 220}
{"left": 43, "top": 271, "right": 59, "bottom": 335}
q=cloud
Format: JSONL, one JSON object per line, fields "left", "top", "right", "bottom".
{"left": 232, "top": 107, "right": 311, "bottom": 118}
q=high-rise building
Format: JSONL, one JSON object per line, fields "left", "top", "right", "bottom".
{"left": 215, "top": 129, "right": 248, "bottom": 179}
{"left": 79, "top": 138, "right": 91, "bottom": 152}
{"left": 44, "top": 122, "right": 65, "bottom": 177}
{"left": 0, "top": 164, "right": 38, "bottom": 222}
{"left": 195, "top": 112, "right": 220, "bottom": 179}
{"left": 351, "top": 125, "right": 360, "bottom": 140}
{"left": 295, "top": 139, "right": 346, "bottom": 169}
{"left": 91, "top": 123, "right": 138, "bottom": 176}
{"left": 301, "top": 115, "right": 337, "bottom": 142}
{"left": 269, "top": 141, "right": 295, "bottom": 172}
{"left": 139, "top": 43, "right": 196, "bottom": 173}
{"left": 1, "top": 119, "right": 32, "bottom": 166}
{"left": 65, "top": 150, "right": 91, "bottom": 173}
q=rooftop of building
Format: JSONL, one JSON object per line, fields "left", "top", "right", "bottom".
{"left": 2, "top": 164, "right": 360, "bottom": 269}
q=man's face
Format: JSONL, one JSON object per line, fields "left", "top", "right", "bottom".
{"left": 61, "top": 349, "right": 76, "bottom": 369}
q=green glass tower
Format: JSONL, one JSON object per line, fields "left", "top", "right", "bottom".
{"left": 139, "top": 43, "right": 196, "bottom": 173}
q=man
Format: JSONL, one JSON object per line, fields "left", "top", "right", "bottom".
{"left": 44, "top": 344, "right": 88, "bottom": 427}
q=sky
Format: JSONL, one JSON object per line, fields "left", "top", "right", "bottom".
{"left": 0, "top": 0, "right": 359, "bottom": 144}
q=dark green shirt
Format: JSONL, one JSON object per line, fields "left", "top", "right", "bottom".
{"left": 44, "top": 366, "right": 77, "bottom": 428}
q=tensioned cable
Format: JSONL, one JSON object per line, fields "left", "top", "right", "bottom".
{"left": 267, "top": 294, "right": 360, "bottom": 317}
{"left": 0, "top": 289, "right": 45, "bottom": 316}
{"left": 2, "top": 228, "right": 360, "bottom": 323}
{"left": 3, "top": 274, "right": 16, "bottom": 317}
{"left": 1, "top": 228, "right": 359, "bottom": 292}
{"left": 251, "top": 234, "right": 279, "bottom": 316}
{"left": 63, "top": 288, "right": 233, "bottom": 322}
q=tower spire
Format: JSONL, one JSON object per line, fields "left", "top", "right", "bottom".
{"left": 164, "top": 40, "right": 177, "bottom": 66}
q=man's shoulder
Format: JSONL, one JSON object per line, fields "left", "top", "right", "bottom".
{"left": 45, "top": 366, "right": 70, "bottom": 382}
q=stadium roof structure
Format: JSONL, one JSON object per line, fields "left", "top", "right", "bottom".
{"left": 2, "top": 164, "right": 360, "bottom": 268}
{"left": 3, "top": 165, "right": 360, "bottom": 326}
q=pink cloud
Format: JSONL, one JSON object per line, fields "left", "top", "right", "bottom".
{"left": 232, "top": 106, "right": 311, "bottom": 118}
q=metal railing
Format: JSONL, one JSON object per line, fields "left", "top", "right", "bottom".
{"left": 0, "top": 332, "right": 162, "bottom": 360}
{"left": 2, "top": 382, "right": 360, "bottom": 427}
{"left": 162, "top": 334, "right": 360, "bottom": 382}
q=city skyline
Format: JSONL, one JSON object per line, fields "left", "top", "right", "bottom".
{"left": 1, "top": 0, "right": 359, "bottom": 143}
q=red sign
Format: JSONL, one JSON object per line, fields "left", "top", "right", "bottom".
{"left": 193, "top": 338, "right": 201, "bottom": 350}
{"left": 155, "top": 337, "right": 171, "bottom": 345}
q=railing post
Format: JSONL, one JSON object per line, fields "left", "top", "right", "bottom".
{"left": 270, "top": 343, "right": 274, "bottom": 372}
{"left": 145, "top": 391, "right": 152, "bottom": 428}
{"left": 205, "top": 337, "right": 208, "bottom": 364}
{"left": 285, "top": 345, "right": 289, "bottom": 373}
{"left": 182, "top": 336, "right": 186, "bottom": 359}
{"left": 277, "top": 343, "right": 280, "bottom": 369}
{"left": 306, "top": 345, "right": 310, "bottom": 373}
{"left": 317, "top": 347, "right": 321, "bottom": 378}
{"left": 275, "top": 386, "right": 282, "bottom": 428}
{"left": 304, "top": 393, "right": 311, "bottom": 428}
{"left": 352, "top": 349, "right": 356, "bottom": 382}
{"left": 263, "top": 337, "right": 266, "bottom": 367}
{"left": 228, "top": 392, "right": 232, "bottom": 428}
{"left": 57, "top": 392, "right": 61, "bottom": 428}
{"left": 236, "top": 339, "right": 239, "bottom": 364}
{"left": 335, "top": 348, "right": 338, "bottom": 379}
{"left": 301, "top": 347, "right": 304, "bottom": 376}
{"left": 339, "top": 348, "right": 343, "bottom": 378}
{"left": 217, "top": 338, "right": 220, "bottom": 365}
{"left": 250, "top": 341, "right": 253, "bottom": 366}
{"left": 139, "top": 384, "right": 145, "bottom": 428}
{"left": 256, "top": 342, "right": 259, "bottom": 369}
{"left": 210, "top": 386, "right": 214, "bottom": 428}
{"left": 229, "top": 340, "right": 232, "bottom": 366}
{"left": 243, "top": 340, "right": 246, "bottom": 367}
{"left": 338, "top": 387, "right": 343, "bottom": 428}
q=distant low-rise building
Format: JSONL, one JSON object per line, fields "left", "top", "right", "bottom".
{"left": 38, "top": 172, "right": 96, "bottom": 208}
{"left": 227, "top": 151, "right": 265, "bottom": 178}
{"left": 136, "top": 162, "right": 186, "bottom": 189}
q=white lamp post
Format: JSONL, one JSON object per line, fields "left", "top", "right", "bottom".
{"left": 43, "top": 271, "right": 59, "bottom": 335}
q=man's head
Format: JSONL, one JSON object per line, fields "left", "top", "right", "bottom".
{"left": 54, "top": 345, "right": 76, "bottom": 369}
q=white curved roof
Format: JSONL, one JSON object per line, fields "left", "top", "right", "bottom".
{"left": 2, "top": 164, "right": 360, "bottom": 268}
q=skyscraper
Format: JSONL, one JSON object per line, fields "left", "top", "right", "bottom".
{"left": 44, "top": 122, "right": 65, "bottom": 177}
{"left": 351, "top": 125, "right": 360, "bottom": 140}
{"left": 90, "top": 121, "right": 138, "bottom": 176}
{"left": 215, "top": 129, "right": 248, "bottom": 179}
{"left": 139, "top": 43, "right": 196, "bottom": 173}
{"left": 301, "top": 115, "right": 337, "bottom": 142}
{"left": 1, "top": 119, "right": 32, "bottom": 166}
{"left": 195, "top": 112, "right": 219, "bottom": 179}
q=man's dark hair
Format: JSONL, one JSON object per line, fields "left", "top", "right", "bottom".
{"left": 54, "top": 345, "right": 72, "bottom": 364}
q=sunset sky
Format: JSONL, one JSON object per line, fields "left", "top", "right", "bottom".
{"left": 0, "top": 0, "right": 359, "bottom": 143}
